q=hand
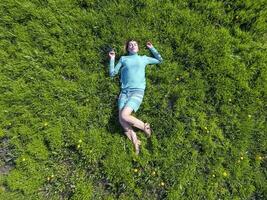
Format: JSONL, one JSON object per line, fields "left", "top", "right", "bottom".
{"left": 108, "top": 50, "right": 115, "bottom": 59}
{"left": 146, "top": 41, "right": 153, "bottom": 49}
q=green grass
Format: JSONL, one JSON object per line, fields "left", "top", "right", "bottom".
{"left": 0, "top": 0, "right": 266, "bottom": 199}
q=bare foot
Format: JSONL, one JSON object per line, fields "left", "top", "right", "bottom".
{"left": 144, "top": 123, "right": 152, "bottom": 137}
{"left": 134, "top": 140, "right": 141, "bottom": 155}
{"left": 126, "top": 130, "right": 141, "bottom": 155}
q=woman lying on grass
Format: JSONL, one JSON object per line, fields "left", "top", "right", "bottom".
{"left": 108, "top": 39, "right": 163, "bottom": 154}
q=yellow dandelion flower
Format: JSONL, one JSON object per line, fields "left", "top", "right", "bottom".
{"left": 0, "top": 186, "right": 5, "bottom": 192}
{"left": 259, "top": 156, "right": 263, "bottom": 160}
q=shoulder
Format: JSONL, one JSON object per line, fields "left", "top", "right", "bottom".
{"left": 140, "top": 55, "right": 148, "bottom": 60}
{"left": 119, "top": 56, "right": 125, "bottom": 62}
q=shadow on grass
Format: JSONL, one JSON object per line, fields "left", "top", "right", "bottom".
{"left": 106, "top": 101, "right": 123, "bottom": 135}
{"left": 145, "top": 137, "right": 154, "bottom": 153}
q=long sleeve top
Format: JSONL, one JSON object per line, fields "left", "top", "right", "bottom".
{"left": 109, "top": 47, "right": 163, "bottom": 90}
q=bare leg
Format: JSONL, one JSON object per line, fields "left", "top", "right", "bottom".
{"left": 119, "top": 110, "right": 133, "bottom": 141}
{"left": 120, "top": 107, "right": 145, "bottom": 130}
{"left": 130, "top": 130, "right": 141, "bottom": 155}
{"left": 119, "top": 110, "right": 141, "bottom": 154}
{"left": 121, "top": 106, "right": 151, "bottom": 136}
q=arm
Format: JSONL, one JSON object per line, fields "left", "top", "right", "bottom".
{"left": 108, "top": 50, "right": 123, "bottom": 77}
{"left": 146, "top": 47, "right": 163, "bottom": 64}
{"left": 146, "top": 41, "right": 163, "bottom": 64}
{"left": 109, "top": 57, "right": 123, "bottom": 77}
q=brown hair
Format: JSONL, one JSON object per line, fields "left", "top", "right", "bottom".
{"left": 124, "top": 39, "right": 138, "bottom": 54}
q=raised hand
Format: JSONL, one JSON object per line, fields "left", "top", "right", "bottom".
{"left": 109, "top": 50, "right": 115, "bottom": 59}
{"left": 146, "top": 41, "right": 153, "bottom": 49}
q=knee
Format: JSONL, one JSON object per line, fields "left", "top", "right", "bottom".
{"left": 121, "top": 112, "right": 130, "bottom": 121}
{"left": 119, "top": 113, "right": 125, "bottom": 125}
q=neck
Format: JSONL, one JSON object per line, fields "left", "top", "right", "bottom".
{"left": 129, "top": 52, "right": 138, "bottom": 55}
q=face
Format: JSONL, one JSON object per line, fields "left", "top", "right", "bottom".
{"left": 127, "top": 41, "right": 139, "bottom": 53}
